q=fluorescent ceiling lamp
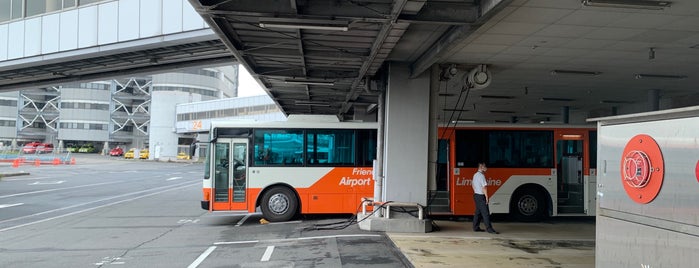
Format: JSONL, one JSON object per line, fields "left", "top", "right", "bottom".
{"left": 550, "top": 70, "right": 601, "bottom": 76}
{"left": 295, "top": 101, "right": 330, "bottom": 107}
{"left": 582, "top": 0, "right": 672, "bottom": 10}
{"left": 562, "top": 134, "right": 583, "bottom": 139}
{"left": 600, "top": 100, "right": 634, "bottom": 104}
{"left": 480, "top": 95, "right": 515, "bottom": 99}
{"left": 541, "top": 97, "right": 575, "bottom": 102}
{"left": 634, "top": 74, "right": 687, "bottom": 79}
{"left": 259, "top": 19, "right": 349, "bottom": 31}
{"left": 285, "top": 79, "right": 335, "bottom": 86}
{"left": 450, "top": 120, "right": 476, "bottom": 124}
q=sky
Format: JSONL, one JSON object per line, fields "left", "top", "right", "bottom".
{"left": 237, "top": 66, "right": 266, "bottom": 97}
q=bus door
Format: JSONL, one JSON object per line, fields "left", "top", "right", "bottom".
{"left": 554, "top": 131, "right": 586, "bottom": 214}
{"left": 429, "top": 139, "right": 451, "bottom": 213}
{"left": 211, "top": 138, "right": 249, "bottom": 211}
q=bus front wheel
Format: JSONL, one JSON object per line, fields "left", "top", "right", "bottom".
{"left": 510, "top": 188, "right": 546, "bottom": 222}
{"left": 260, "top": 186, "right": 298, "bottom": 222}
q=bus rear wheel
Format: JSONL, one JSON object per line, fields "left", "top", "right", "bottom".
{"left": 510, "top": 188, "right": 546, "bottom": 222}
{"left": 260, "top": 186, "right": 298, "bottom": 222}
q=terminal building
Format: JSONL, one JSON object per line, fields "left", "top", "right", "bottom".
{"left": 0, "top": 65, "right": 286, "bottom": 160}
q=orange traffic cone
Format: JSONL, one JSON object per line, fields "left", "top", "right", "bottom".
{"left": 12, "top": 158, "right": 19, "bottom": 168}
{"left": 34, "top": 159, "right": 40, "bottom": 166}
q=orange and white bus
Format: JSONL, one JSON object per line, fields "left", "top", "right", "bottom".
{"left": 435, "top": 124, "right": 597, "bottom": 221}
{"left": 201, "top": 115, "right": 377, "bottom": 222}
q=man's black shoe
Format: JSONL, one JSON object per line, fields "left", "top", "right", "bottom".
{"left": 473, "top": 228, "right": 485, "bottom": 232}
{"left": 487, "top": 229, "right": 499, "bottom": 234}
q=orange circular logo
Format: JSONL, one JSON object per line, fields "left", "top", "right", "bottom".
{"left": 620, "top": 134, "right": 664, "bottom": 204}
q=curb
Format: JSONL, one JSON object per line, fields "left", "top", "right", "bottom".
{"left": 0, "top": 172, "right": 31, "bottom": 178}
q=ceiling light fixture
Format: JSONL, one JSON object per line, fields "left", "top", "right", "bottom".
{"left": 581, "top": 0, "right": 672, "bottom": 10}
{"left": 634, "top": 74, "right": 687, "bottom": 79}
{"left": 295, "top": 101, "right": 331, "bottom": 107}
{"left": 600, "top": 100, "right": 634, "bottom": 104}
{"left": 550, "top": 69, "right": 601, "bottom": 76}
{"left": 480, "top": 95, "right": 515, "bottom": 99}
{"left": 541, "top": 97, "right": 574, "bottom": 102}
{"left": 259, "top": 19, "right": 349, "bottom": 31}
{"left": 450, "top": 120, "right": 476, "bottom": 124}
{"left": 285, "top": 79, "right": 336, "bottom": 86}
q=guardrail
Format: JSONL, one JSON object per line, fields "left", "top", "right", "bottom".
{"left": 0, "top": 149, "right": 76, "bottom": 167}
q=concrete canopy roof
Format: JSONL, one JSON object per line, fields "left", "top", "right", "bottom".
{"left": 191, "top": 0, "right": 699, "bottom": 122}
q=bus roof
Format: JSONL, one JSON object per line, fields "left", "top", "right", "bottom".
{"left": 439, "top": 122, "right": 595, "bottom": 129}
{"left": 210, "top": 115, "right": 377, "bottom": 130}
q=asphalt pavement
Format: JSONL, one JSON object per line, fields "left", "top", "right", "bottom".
{"left": 0, "top": 154, "right": 595, "bottom": 267}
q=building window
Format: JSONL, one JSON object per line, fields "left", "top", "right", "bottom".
{"left": 78, "top": 0, "right": 102, "bottom": 6}
{"left": 26, "top": 0, "right": 62, "bottom": 17}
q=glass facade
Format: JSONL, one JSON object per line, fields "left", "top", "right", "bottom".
{"left": 0, "top": 0, "right": 105, "bottom": 22}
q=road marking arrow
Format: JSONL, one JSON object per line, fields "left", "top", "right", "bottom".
{"left": 167, "top": 177, "right": 183, "bottom": 181}
{"left": 0, "top": 203, "right": 23, "bottom": 209}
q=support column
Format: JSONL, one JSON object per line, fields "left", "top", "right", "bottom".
{"left": 358, "top": 62, "right": 432, "bottom": 233}
{"left": 648, "top": 89, "right": 660, "bottom": 111}
{"left": 561, "top": 106, "right": 570, "bottom": 124}
{"left": 427, "top": 65, "right": 440, "bottom": 192}
{"left": 383, "top": 62, "right": 430, "bottom": 206}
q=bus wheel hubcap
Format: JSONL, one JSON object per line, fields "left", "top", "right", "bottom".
{"left": 269, "top": 193, "right": 289, "bottom": 214}
{"left": 518, "top": 195, "right": 538, "bottom": 216}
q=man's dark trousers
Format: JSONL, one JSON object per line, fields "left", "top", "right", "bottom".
{"left": 473, "top": 193, "right": 494, "bottom": 231}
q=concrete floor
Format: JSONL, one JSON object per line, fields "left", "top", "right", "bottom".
{"left": 388, "top": 218, "right": 595, "bottom": 268}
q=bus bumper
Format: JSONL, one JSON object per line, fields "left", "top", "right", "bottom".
{"left": 200, "top": 201, "right": 210, "bottom": 210}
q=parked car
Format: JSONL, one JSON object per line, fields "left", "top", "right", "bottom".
{"left": 36, "top": 143, "right": 54, "bottom": 154}
{"left": 66, "top": 144, "right": 79, "bottom": 153}
{"left": 139, "top": 149, "right": 149, "bottom": 159}
{"left": 78, "top": 144, "right": 96, "bottom": 153}
{"left": 176, "top": 152, "right": 190, "bottom": 160}
{"left": 22, "top": 141, "right": 41, "bottom": 154}
{"left": 124, "top": 148, "right": 136, "bottom": 159}
{"left": 109, "top": 147, "right": 124, "bottom": 156}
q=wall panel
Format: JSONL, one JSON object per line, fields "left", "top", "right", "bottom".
{"left": 97, "top": 2, "right": 118, "bottom": 45}
{"left": 162, "top": 0, "right": 183, "bottom": 34}
{"left": 7, "top": 21, "right": 24, "bottom": 59}
{"left": 24, "top": 17, "right": 42, "bottom": 56}
{"left": 78, "top": 5, "right": 98, "bottom": 48}
{"left": 41, "top": 13, "right": 60, "bottom": 54}
{"left": 117, "top": 0, "right": 139, "bottom": 41}
{"left": 0, "top": 24, "right": 8, "bottom": 60}
{"left": 59, "top": 9, "right": 78, "bottom": 51}
{"left": 139, "top": 0, "right": 162, "bottom": 38}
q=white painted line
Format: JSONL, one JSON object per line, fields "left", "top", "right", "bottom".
{"left": 29, "top": 180, "right": 65, "bottom": 185}
{"left": 0, "top": 182, "right": 198, "bottom": 232}
{"left": 268, "top": 220, "right": 301, "bottom": 225}
{"left": 166, "top": 177, "right": 183, "bottom": 181}
{"left": 3, "top": 176, "right": 49, "bottom": 181}
{"left": 0, "top": 181, "right": 121, "bottom": 199}
{"left": 0, "top": 203, "right": 23, "bottom": 209}
{"left": 187, "top": 246, "right": 216, "bottom": 268}
{"left": 214, "top": 234, "right": 383, "bottom": 246}
{"left": 236, "top": 214, "right": 252, "bottom": 226}
{"left": 260, "top": 246, "right": 274, "bottom": 262}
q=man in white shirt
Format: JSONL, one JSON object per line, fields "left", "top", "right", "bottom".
{"left": 472, "top": 162, "right": 498, "bottom": 234}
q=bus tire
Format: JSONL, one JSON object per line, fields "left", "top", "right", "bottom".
{"left": 260, "top": 186, "right": 298, "bottom": 222}
{"left": 510, "top": 187, "right": 546, "bottom": 222}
